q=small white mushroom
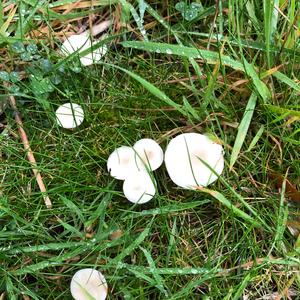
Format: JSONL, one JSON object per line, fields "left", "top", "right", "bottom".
{"left": 133, "top": 138, "right": 164, "bottom": 171}
{"left": 55, "top": 103, "right": 84, "bottom": 129}
{"left": 61, "top": 33, "right": 108, "bottom": 66}
{"left": 164, "top": 133, "right": 224, "bottom": 189}
{"left": 107, "top": 146, "right": 138, "bottom": 180}
{"left": 70, "top": 268, "right": 107, "bottom": 300}
{"left": 123, "top": 171, "right": 156, "bottom": 204}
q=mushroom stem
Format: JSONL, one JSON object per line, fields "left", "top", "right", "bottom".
{"left": 82, "top": 20, "right": 111, "bottom": 37}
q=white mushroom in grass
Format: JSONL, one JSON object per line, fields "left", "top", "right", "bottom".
{"left": 123, "top": 171, "right": 156, "bottom": 204}
{"left": 70, "top": 268, "right": 107, "bottom": 300}
{"left": 164, "top": 133, "right": 224, "bottom": 189}
{"left": 61, "top": 33, "right": 108, "bottom": 66}
{"left": 107, "top": 146, "right": 138, "bottom": 180}
{"left": 133, "top": 138, "right": 164, "bottom": 171}
{"left": 55, "top": 103, "right": 84, "bottom": 129}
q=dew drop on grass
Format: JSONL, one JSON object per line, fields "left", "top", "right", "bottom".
{"left": 191, "top": 268, "right": 198, "bottom": 274}
{"left": 166, "top": 49, "right": 173, "bottom": 55}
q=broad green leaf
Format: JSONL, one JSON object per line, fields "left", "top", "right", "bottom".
{"left": 230, "top": 92, "right": 257, "bottom": 169}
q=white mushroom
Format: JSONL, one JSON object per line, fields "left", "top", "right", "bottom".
{"left": 133, "top": 138, "right": 164, "bottom": 171}
{"left": 61, "top": 33, "right": 108, "bottom": 66}
{"left": 55, "top": 103, "right": 84, "bottom": 129}
{"left": 70, "top": 268, "right": 107, "bottom": 300}
{"left": 107, "top": 146, "right": 138, "bottom": 180}
{"left": 164, "top": 133, "right": 224, "bottom": 189}
{"left": 123, "top": 171, "right": 156, "bottom": 204}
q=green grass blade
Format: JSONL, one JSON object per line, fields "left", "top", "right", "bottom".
{"left": 48, "top": 0, "right": 118, "bottom": 8}
{"left": 247, "top": 125, "right": 265, "bottom": 152}
{"left": 140, "top": 247, "right": 169, "bottom": 297}
{"left": 263, "top": 0, "right": 276, "bottom": 66}
{"left": 123, "top": 200, "right": 210, "bottom": 219}
{"left": 265, "top": 104, "right": 300, "bottom": 118}
{"left": 121, "top": 41, "right": 244, "bottom": 71}
{"left": 199, "top": 188, "right": 261, "bottom": 227}
{"left": 112, "top": 223, "right": 152, "bottom": 263}
{"left": 116, "top": 263, "right": 222, "bottom": 275}
{"left": 269, "top": 176, "right": 289, "bottom": 253}
{"left": 119, "top": 0, "right": 148, "bottom": 41}
{"left": 232, "top": 273, "right": 252, "bottom": 300}
{"left": 230, "top": 92, "right": 257, "bottom": 169}
{"left": 60, "top": 195, "right": 85, "bottom": 224}
{"left": 103, "top": 63, "right": 188, "bottom": 117}
{"left": 273, "top": 71, "right": 300, "bottom": 92}
{"left": 15, "top": 0, "right": 47, "bottom": 38}
{"left": 242, "top": 58, "right": 271, "bottom": 102}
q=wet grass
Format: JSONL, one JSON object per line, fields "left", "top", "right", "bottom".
{"left": 0, "top": 0, "right": 300, "bottom": 299}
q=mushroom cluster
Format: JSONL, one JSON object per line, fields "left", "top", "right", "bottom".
{"left": 108, "top": 133, "right": 224, "bottom": 204}
{"left": 107, "top": 138, "right": 164, "bottom": 204}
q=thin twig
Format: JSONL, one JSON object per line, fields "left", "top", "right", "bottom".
{"left": 6, "top": 87, "right": 52, "bottom": 208}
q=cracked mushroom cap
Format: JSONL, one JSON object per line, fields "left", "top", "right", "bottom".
{"left": 133, "top": 138, "right": 164, "bottom": 171}
{"left": 61, "top": 34, "right": 108, "bottom": 66}
{"left": 55, "top": 103, "right": 84, "bottom": 129}
{"left": 123, "top": 171, "right": 156, "bottom": 204}
{"left": 70, "top": 268, "right": 107, "bottom": 300}
{"left": 164, "top": 133, "right": 224, "bottom": 189}
{"left": 107, "top": 146, "right": 138, "bottom": 180}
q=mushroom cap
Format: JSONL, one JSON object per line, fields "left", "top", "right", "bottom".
{"left": 61, "top": 34, "right": 108, "bottom": 66}
{"left": 55, "top": 103, "right": 84, "bottom": 129}
{"left": 123, "top": 171, "right": 156, "bottom": 204}
{"left": 133, "top": 138, "right": 164, "bottom": 171}
{"left": 164, "top": 133, "right": 224, "bottom": 189}
{"left": 107, "top": 146, "right": 138, "bottom": 180}
{"left": 70, "top": 268, "right": 107, "bottom": 300}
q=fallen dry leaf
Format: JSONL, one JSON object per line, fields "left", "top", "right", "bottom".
{"left": 269, "top": 171, "right": 300, "bottom": 203}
